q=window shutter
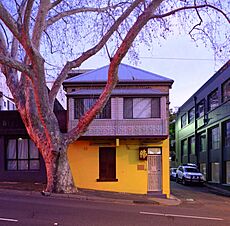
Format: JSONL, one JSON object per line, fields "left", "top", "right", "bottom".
{"left": 123, "top": 98, "right": 133, "bottom": 119}
{"left": 151, "top": 98, "right": 160, "bottom": 118}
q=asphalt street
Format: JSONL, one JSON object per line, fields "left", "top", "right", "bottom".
{"left": 0, "top": 182, "right": 229, "bottom": 226}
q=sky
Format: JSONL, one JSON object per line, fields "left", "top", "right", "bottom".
{"left": 79, "top": 35, "right": 225, "bottom": 111}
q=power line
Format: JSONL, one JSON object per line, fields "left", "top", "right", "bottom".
{"left": 139, "top": 56, "right": 218, "bottom": 61}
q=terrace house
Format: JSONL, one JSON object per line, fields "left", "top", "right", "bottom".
{"left": 64, "top": 63, "right": 173, "bottom": 197}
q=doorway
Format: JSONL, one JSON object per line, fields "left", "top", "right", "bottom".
{"left": 147, "top": 154, "right": 162, "bottom": 192}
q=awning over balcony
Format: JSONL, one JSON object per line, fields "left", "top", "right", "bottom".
{"left": 67, "top": 88, "right": 168, "bottom": 97}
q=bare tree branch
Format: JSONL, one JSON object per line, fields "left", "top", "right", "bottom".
{"left": 66, "top": 0, "right": 164, "bottom": 143}
{"left": 31, "top": 0, "right": 51, "bottom": 49}
{"left": 0, "top": 2, "right": 21, "bottom": 42}
{"left": 0, "top": 22, "right": 9, "bottom": 49}
{"left": 152, "top": 4, "right": 230, "bottom": 23}
{"left": 46, "top": 4, "right": 121, "bottom": 27}
{"left": 50, "top": 0, "right": 63, "bottom": 9}
{"left": 11, "top": 0, "right": 27, "bottom": 59}
{"left": 22, "top": 0, "right": 34, "bottom": 43}
{"left": 0, "top": 54, "right": 33, "bottom": 75}
{"left": 189, "top": 0, "right": 203, "bottom": 39}
{"left": 49, "top": 0, "right": 145, "bottom": 108}
{"left": 0, "top": 1, "right": 39, "bottom": 67}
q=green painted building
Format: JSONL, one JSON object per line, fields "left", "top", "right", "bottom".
{"left": 175, "top": 60, "right": 230, "bottom": 184}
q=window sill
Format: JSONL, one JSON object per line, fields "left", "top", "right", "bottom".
{"left": 96, "top": 178, "right": 118, "bottom": 182}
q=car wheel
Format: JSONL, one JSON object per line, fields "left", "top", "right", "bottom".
{"left": 182, "top": 178, "right": 186, "bottom": 185}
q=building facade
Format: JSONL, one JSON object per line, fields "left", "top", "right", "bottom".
{"left": 0, "top": 73, "right": 16, "bottom": 111}
{"left": 0, "top": 104, "right": 67, "bottom": 183}
{"left": 63, "top": 64, "right": 173, "bottom": 197}
{"left": 175, "top": 60, "right": 230, "bottom": 184}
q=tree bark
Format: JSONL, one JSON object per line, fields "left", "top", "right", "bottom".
{"left": 41, "top": 144, "right": 76, "bottom": 194}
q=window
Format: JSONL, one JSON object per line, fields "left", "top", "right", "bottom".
{"left": 188, "top": 107, "right": 195, "bottom": 123}
{"left": 181, "top": 139, "right": 188, "bottom": 157}
{"left": 208, "top": 89, "right": 219, "bottom": 111}
{"left": 6, "top": 139, "right": 40, "bottom": 171}
{"left": 200, "top": 163, "right": 206, "bottom": 180}
{"left": 226, "top": 161, "right": 230, "bottom": 184}
{"left": 123, "top": 98, "right": 160, "bottom": 119}
{"left": 209, "top": 126, "right": 220, "bottom": 150}
{"left": 222, "top": 78, "right": 230, "bottom": 102}
{"left": 74, "top": 98, "right": 111, "bottom": 119}
{"left": 181, "top": 114, "right": 186, "bottom": 128}
{"left": 97, "top": 147, "right": 117, "bottom": 181}
{"left": 188, "top": 136, "right": 195, "bottom": 155}
{"left": 197, "top": 100, "right": 205, "bottom": 117}
{"left": 211, "top": 162, "right": 220, "bottom": 183}
{"left": 223, "top": 121, "right": 230, "bottom": 147}
{"left": 198, "top": 132, "right": 206, "bottom": 152}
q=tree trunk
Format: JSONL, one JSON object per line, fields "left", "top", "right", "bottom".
{"left": 42, "top": 145, "right": 76, "bottom": 194}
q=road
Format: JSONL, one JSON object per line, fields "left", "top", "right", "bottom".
{"left": 0, "top": 182, "right": 229, "bottom": 226}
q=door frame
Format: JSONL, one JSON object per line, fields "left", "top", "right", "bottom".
{"left": 147, "top": 147, "right": 162, "bottom": 192}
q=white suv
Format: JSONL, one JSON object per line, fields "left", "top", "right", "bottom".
{"left": 176, "top": 165, "right": 205, "bottom": 185}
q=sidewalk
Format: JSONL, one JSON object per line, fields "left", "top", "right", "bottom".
{"left": 205, "top": 182, "right": 230, "bottom": 197}
{"left": 0, "top": 182, "right": 181, "bottom": 206}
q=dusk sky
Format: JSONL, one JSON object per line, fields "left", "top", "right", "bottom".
{"left": 80, "top": 35, "right": 226, "bottom": 111}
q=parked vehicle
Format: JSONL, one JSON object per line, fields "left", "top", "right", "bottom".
{"left": 170, "top": 168, "right": 177, "bottom": 180}
{"left": 182, "top": 163, "right": 198, "bottom": 168}
{"left": 176, "top": 165, "right": 205, "bottom": 185}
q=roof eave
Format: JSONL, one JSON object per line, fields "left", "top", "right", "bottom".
{"left": 63, "top": 80, "right": 174, "bottom": 87}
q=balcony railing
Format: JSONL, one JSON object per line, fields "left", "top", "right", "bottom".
{"left": 69, "top": 119, "right": 168, "bottom": 137}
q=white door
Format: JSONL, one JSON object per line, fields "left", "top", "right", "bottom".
{"left": 147, "top": 155, "right": 162, "bottom": 192}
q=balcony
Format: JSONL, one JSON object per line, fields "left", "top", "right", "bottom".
{"left": 69, "top": 118, "right": 168, "bottom": 137}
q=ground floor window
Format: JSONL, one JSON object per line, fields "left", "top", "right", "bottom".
{"left": 97, "top": 147, "right": 117, "bottom": 181}
{"left": 188, "top": 136, "right": 195, "bottom": 155}
{"left": 6, "top": 138, "right": 40, "bottom": 171}
{"left": 211, "top": 162, "right": 220, "bottom": 183}
{"left": 226, "top": 161, "right": 230, "bottom": 184}
{"left": 181, "top": 139, "right": 188, "bottom": 157}
{"left": 200, "top": 163, "right": 206, "bottom": 180}
{"left": 198, "top": 132, "right": 206, "bottom": 152}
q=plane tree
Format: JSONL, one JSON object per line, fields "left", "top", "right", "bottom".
{"left": 0, "top": 0, "right": 229, "bottom": 194}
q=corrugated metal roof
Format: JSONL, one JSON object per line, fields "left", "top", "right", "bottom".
{"left": 67, "top": 88, "right": 167, "bottom": 96}
{"left": 64, "top": 63, "right": 173, "bottom": 83}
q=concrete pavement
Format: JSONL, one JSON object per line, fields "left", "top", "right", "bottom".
{"left": 0, "top": 181, "right": 181, "bottom": 206}
{"left": 0, "top": 181, "right": 229, "bottom": 206}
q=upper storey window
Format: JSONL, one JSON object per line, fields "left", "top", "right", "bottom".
{"left": 74, "top": 98, "right": 111, "bottom": 119}
{"left": 209, "top": 126, "right": 220, "bottom": 150}
{"left": 197, "top": 100, "right": 205, "bottom": 118}
{"left": 222, "top": 78, "right": 230, "bottom": 102}
{"left": 188, "top": 107, "right": 195, "bottom": 123}
{"left": 181, "top": 114, "right": 186, "bottom": 128}
{"left": 123, "top": 98, "right": 160, "bottom": 119}
{"left": 208, "top": 89, "right": 219, "bottom": 111}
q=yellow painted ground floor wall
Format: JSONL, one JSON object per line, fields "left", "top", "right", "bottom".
{"left": 68, "top": 139, "right": 170, "bottom": 196}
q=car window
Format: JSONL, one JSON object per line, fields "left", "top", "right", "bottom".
{"left": 185, "top": 168, "right": 199, "bottom": 173}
